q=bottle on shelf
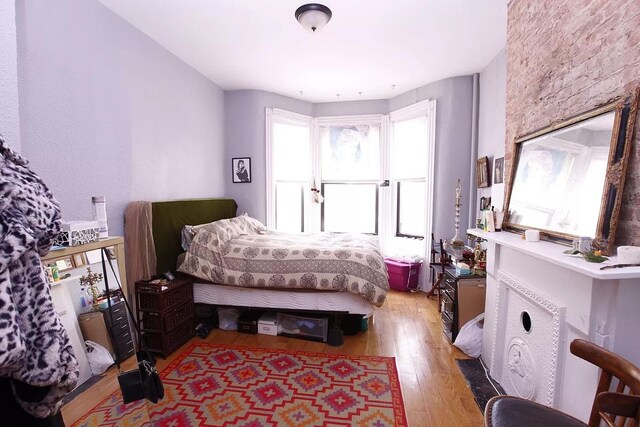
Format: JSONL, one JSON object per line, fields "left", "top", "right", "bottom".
{"left": 79, "top": 286, "right": 93, "bottom": 311}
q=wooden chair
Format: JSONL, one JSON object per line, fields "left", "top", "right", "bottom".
{"left": 485, "top": 339, "right": 640, "bottom": 427}
{"left": 426, "top": 236, "right": 449, "bottom": 310}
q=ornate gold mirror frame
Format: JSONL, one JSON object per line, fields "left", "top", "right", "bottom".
{"left": 504, "top": 89, "right": 639, "bottom": 255}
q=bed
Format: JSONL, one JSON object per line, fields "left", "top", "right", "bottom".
{"left": 148, "top": 198, "right": 388, "bottom": 316}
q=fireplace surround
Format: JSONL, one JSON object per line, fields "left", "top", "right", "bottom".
{"left": 468, "top": 228, "right": 640, "bottom": 421}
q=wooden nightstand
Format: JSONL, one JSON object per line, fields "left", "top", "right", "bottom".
{"left": 136, "top": 275, "right": 194, "bottom": 357}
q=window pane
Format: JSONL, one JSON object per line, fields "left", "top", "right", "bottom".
{"left": 397, "top": 180, "right": 426, "bottom": 237}
{"left": 320, "top": 125, "right": 380, "bottom": 180}
{"left": 392, "top": 116, "right": 427, "bottom": 179}
{"left": 322, "top": 183, "right": 377, "bottom": 233}
{"left": 276, "top": 182, "right": 304, "bottom": 232}
{"left": 273, "top": 123, "right": 310, "bottom": 181}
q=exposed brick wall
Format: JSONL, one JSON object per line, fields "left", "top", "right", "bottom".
{"left": 506, "top": 0, "right": 640, "bottom": 245}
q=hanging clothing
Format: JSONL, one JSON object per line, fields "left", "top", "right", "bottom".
{"left": 0, "top": 137, "right": 79, "bottom": 418}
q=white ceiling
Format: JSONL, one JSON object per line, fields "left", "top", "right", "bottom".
{"left": 98, "top": 0, "right": 507, "bottom": 103}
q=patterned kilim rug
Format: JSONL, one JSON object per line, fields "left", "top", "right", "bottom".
{"left": 71, "top": 343, "right": 408, "bottom": 426}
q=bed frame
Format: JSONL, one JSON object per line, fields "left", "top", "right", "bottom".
{"left": 150, "top": 199, "right": 374, "bottom": 317}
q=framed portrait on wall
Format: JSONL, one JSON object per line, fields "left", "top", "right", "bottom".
{"left": 232, "top": 157, "right": 251, "bottom": 183}
{"left": 494, "top": 157, "right": 505, "bottom": 184}
{"left": 476, "top": 156, "right": 490, "bottom": 188}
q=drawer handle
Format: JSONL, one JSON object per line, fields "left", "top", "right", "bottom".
{"left": 116, "top": 316, "right": 124, "bottom": 322}
{"left": 121, "top": 324, "right": 128, "bottom": 329}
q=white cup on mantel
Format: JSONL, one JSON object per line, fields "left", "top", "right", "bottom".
{"left": 617, "top": 246, "right": 640, "bottom": 264}
{"left": 525, "top": 229, "right": 540, "bottom": 242}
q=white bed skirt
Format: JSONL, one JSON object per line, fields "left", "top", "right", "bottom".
{"left": 193, "top": 282, "right": 374, "bottom": 316}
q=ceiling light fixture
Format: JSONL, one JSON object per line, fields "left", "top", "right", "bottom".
{"left": 295, "top": 3, "right": 332, "bottom": 33}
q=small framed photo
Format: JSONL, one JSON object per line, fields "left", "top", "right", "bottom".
{"left": 494, "top": 157, "right": 505, "bottom": 184}
{"left": 232, "top": 157, "right": 251, "bottom": 183}
{"left": 476, "top": 156, "right": 490, "bottom": 188}
{"left": 53, "top": 256, "right": 74, "bottom": 272}
{"left": 72, "top": 253, "right": 87, "bottom": 268}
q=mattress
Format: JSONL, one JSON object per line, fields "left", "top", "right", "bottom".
{"left": 193, "top": 282, "right": 374, "bottom": 316}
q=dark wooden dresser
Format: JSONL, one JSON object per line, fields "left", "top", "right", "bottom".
{"left": 136, "top": 275, "right": 194, "bottom": 357}
{"left": 441, "top": 267, "right": 486, "bottom": 342}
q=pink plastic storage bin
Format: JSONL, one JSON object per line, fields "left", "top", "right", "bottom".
{"left": 384, "top": 258, "right": 422, "bottom": 291}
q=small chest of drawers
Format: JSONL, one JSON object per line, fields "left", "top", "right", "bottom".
{"left": 78, "top": 300, "right": 135, "bottom": 364}
{"left": 441, "top": 268, "right": 486, "bottom": 343}
{"left": 136, "top": 275, "right": 194, "bottom": 358}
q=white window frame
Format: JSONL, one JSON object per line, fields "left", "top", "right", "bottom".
{"left": 266, "top": 103, "right": 436, "bottom": 254}
{"left": 387, "top": 100, "right": 437, "bottom": 254}
{"left": 316, "top": 115, "right": 385, "bottom": 235}
{"left": 265, "top": 108, "right": 313, "bottom": 230}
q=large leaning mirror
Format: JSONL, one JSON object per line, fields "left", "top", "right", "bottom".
{"left": 504, "top": 91, "right": 639, "bottom": 255}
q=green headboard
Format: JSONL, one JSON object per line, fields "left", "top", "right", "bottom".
{"left": 151, "top": 198, "right": 237, "bottom": 274}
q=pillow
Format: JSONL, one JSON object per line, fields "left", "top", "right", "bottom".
{"left": 238, "top": 213, "right": 267, "bottom": 234}
{"left": 181, "top": 224, "right": 206, "bottom": 251}
{"left": 181, "top": 214, "right": 267, "bottom": 251}
{"left": 196, "top": 217, "right": 249, "bottom": 247}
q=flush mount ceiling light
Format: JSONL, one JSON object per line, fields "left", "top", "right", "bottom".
{"left": 295, "top": 3, "right": 332, "bottom": 33}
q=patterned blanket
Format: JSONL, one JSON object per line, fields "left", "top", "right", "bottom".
{"left": 178, "top": 217, "right": 389, "bottom": 306}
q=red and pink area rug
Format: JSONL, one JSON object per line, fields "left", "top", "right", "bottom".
{"left": 71, "top": 342, "right": 407, "bottom": 426}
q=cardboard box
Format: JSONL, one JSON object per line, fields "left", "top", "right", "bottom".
{"left": 258, "top": 312, "right": 278, "bottom": 336}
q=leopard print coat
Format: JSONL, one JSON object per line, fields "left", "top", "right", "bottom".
{"left": 0, "top": 137, "right": 79, "bottom": 417}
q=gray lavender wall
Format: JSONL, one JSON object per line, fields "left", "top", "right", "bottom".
{"left": 312, "top": 99, "right": 388, "bottom": 117}
{"left": 225, "top": 90, "right": 313, "bottom": 221}
{"left": 11, "top": 0, "right": 480, "bottom": 240}
{"left": 389, "top": 76, "right": 475, "bottom": 242}
{"left": 0, "top": 0, "right": 20, "bottom": 152}
{"left": 478, "top": 48, "right": 507, "bottom": 217}
{"left": 16, "top": 0, "right": 226, "bottom": 236}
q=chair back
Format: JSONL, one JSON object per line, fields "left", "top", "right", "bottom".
{"left": 570, "top": 339, "right": 640, "bottom": 427}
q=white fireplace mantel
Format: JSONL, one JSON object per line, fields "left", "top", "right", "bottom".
{"left": 468, "top": 228, "right": 640, "bottom": 280}
{"left": 467, "top": 228, "right": 640, "bottom": 422}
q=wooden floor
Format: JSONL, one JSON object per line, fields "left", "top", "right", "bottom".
{"left": 62, "top": 291, "right": 484, "bottom": 426}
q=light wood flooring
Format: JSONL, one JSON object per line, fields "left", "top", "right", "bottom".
{"left": 62, "top": 291, "right": 484, "bottom": 426}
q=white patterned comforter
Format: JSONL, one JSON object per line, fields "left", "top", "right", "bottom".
{"left": 178, "top": 223, "right": 389, "bottom": 307}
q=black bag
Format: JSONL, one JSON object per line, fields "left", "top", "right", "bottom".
{"left": 117, "top": 351, "right": 163, "bottom": 404}
{"left": 101, "top": 249, "right": 164, "bottom": 404}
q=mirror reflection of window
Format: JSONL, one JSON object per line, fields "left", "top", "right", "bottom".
{"left": 509, "top": 110, "right": 615, "bottom": 237}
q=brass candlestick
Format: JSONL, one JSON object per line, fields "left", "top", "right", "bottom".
{"left": 79, "top": 267, "right": 103, "bottom": 308}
